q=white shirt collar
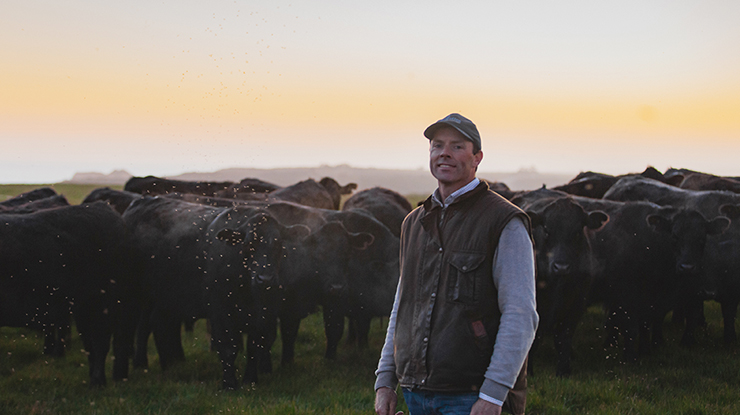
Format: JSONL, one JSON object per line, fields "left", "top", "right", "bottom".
{"left": 432, "top": 177, "right": 480, "bottom": 209}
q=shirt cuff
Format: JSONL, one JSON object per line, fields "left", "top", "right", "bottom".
{"left": 374, "top": 371, "right": 399, "bottom": 391}
{"left": 478, "top": 392, "right": 505, "bottom": 407}
{"left": 479, "top": 378, "right": 510, "bottom": 405}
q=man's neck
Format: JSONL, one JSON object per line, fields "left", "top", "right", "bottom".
{"left": 435, "top": 178, "right": 480, "bottom": 207}
{"left": 437, "top": 186, "right": 457, "bottom": 203}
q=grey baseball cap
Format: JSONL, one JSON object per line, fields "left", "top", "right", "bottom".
{"left": 423, "top": 113, "right": 481, "bottom": 151}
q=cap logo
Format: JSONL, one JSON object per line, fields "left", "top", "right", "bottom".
{"left": 445, "top": 116, "right": 462, "bottom": 124}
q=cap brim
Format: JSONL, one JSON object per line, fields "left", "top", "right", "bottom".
{"left": 423, "top": 122, "right": 473, "bottom": 142}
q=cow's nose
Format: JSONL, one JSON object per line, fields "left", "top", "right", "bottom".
{"left": 328, "top": 284, "right": 345, "bottom": 296}
{"left": 678, "top": 263, "right": 696, "bottom": 272}
{"left": 551, "top": 262, "right": 571, "bottom": 275}
{"left": 257, "top": 274, "right": 275, "bottom": 284}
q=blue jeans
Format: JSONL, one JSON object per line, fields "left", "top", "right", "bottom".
{"left": 402, "top": 388, "right": 479, "bottom": 415}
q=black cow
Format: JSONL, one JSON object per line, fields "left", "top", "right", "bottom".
{"left": 148, "top": 176, "right": 356, "bottom": 210}
{"left": 0, "top": 194, "right": 69, "bottom": 214}
{"left": 164, "top": 192, "right": 266, "bottom": 208}
{"left": 124, "top": 176, "right": 234, "bottom": 197}
{"left": 342, "top": 187, "right": 412, "bottom": 238}
{"left": 0, "top": 193, "right": 71, "bottom": 354}
{"left": 122, "top": 196, "right": 225, "bottom": 370}
{"left": 82, "top": 187, "right": 142, "bottom": 215}
{"left": 582, "top": 199, "right": 727, "bottom": 358}
{"left": 603, "top": 175, "right": 740, "bottom": 215}
{"left": 696, "top": 204, "right": 740, "bottom": 344}
{"left": 0, "top": 202, "right": 141, "bottom": 386}
{"left": 679, "top": 173, "right": 740, "bottom": 194}
{"left": 481, "top": 179, "right": 518, "bottom": 200}
{"left": 553, "top": 167, "right": 681, "bottom": 199}
{"left": 216, "top": 177, "right": 282, "bottom": 199}
{"left": 205, "top": 210, "right": 373, "bottom": 388}
{"left": 664, "top": 168, "right": 740, "bottom": 183}
{"left": 318, "top": 177, "right": 358, "bottom": 210}
{"left": 340, "top": 187, "right": 410, "bottom": 347}
{"left": 268, "top": 202, "right": 400, "bottom": 349}
{"left": 264, "top": 178, "right": 356, "bottom": 210}
{"left": 515, "top": 191, "right": 608, "bottom": 376}
{"left": 0, "top": 187, "right": 57, "bottom": 209}
{"left": 216, "top": 200, "right": 400, "bottom": 351}
{"left": 603, "top": 175, "right": 740, "bottom": 344}
{"left": 517, "top": 188, "right": 727, "bottom": 372}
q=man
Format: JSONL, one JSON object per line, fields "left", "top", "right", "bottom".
{"left": 374, "top": 113, "right": 538, "bottom": 415}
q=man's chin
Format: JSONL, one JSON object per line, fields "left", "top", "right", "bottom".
{"left": 432, "top": 169, "right": 458, "bottom": 180}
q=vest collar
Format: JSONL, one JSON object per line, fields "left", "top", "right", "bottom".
{"left": 432, "top": 178, "right": 481, "bottom": 208}
{"left": 423, "top": 180, "right": 490, "bottom": 213}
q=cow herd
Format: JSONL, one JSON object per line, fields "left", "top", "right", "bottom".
{"left": 511, "top": 167, "right": 740, "bottom": 377}
{"left": 0, "top": 176, "right": 407, "bottom": 389}
{"left": 1, "top": 167, "right": 739, "bottom": 390}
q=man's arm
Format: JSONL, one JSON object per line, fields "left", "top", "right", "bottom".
{"left": 479, "top": 217, "right": 538, "bottom": 406}
{"left": 374, "top": 276, "right": 402, "bottom": 414}
{"left": 374, "top": 275, "right": 401, "bottom": 390}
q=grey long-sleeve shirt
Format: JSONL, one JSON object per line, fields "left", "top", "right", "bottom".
{"left": 374, "top": 182, "right": 538, "bottom": 405}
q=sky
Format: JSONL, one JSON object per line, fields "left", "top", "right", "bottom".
{"left": 1, "top": 0, "right": 739, "bottom": 184}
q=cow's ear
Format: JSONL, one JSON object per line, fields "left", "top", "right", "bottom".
{"left": 585, "top": 211, "right": 609, "bottom": 230}
{"left": 663, "top": 174, "right": 684, "bottom": 187}
{"left": 708, "top": 216, "right": 730, "bottom": 236}
{"left": 340, "top": 183, "right": 358, "bottom": 195}
{"left": 349, "top": 232, "right": 375, "bottom": 250}
{"left": 719, "top": 204, "right": 740, "bottom": 220}
{"left": 216, "top": 228, "right": 245, "bottom": 245}
{"left": 526, "top": 211, "right": 542, "bottom": 228}
{"left": 282, "top": 224, "right": 311, "bottom": 240}
{"left": 646, "top": 214, "right": 671, "bottom": 233}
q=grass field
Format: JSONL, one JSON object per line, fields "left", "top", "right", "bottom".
{"left": 1, "top": 184, "right": 739, "bottom": 414}
{"left": 1, "top": 305, "right": 739, "bottom": 414}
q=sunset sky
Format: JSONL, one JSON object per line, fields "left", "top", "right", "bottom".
{"left": 2, "top": 1, "right": 739, "bottom": 184}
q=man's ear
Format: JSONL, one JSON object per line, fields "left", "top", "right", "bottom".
{"left": 473, "top": 149, "right": 483, "bottom": 169}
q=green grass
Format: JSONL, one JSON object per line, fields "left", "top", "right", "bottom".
{"left": 1, "top": 305, "right": 739, "bottom": 414}
{"left": 2, "top": 185, "right": 740, "bottom": 414}
{"left": 0, "top": 313, "right": 394, "bottom": 415}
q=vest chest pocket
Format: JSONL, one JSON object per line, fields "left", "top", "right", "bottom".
{"left": 447, "top": 252, "right": 487, "bottom": 304}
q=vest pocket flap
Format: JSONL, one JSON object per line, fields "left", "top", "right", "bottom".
{"left": 449, "top": 252, "right": 486, "bottom": 273}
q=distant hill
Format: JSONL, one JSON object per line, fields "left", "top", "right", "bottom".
{"left": 64, "top": 170, "right": 133, "bottom": 185}
{"left": 65, "top": 165, "right": 575, "bottom": 195}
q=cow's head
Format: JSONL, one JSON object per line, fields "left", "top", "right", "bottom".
{"left": 527, "top": 198, "right": 608, "bottom": 284}
{"left": 647, "top": 208, "right": 729, "bottom": 297}
{"left": 286, "top": 220, "right": 374, "bottom": 302}
{"left": 215, "top": 212, "right": 310, "bottom": 300}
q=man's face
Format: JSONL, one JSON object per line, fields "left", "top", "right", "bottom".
{"left": 429, "top": 126, "right": 483, "bottom": 191}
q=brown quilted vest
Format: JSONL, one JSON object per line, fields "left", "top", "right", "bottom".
{"left": 394, "top": 182, "right": 530, "bottom": 404}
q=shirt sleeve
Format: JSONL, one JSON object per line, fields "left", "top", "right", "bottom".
{"left": 374, "top": 276, "right": 402, "bottom": 391}
{"left": 479, "top": 216, "right": 539, "bottom": 403}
